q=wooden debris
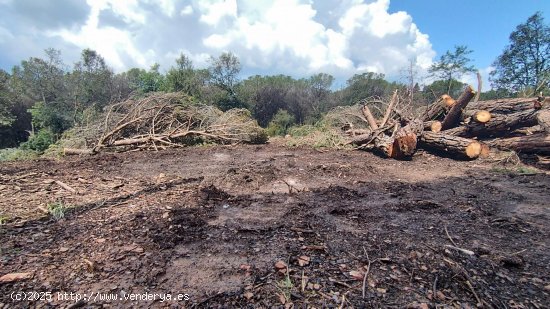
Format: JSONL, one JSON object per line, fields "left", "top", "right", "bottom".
{"left": 488, "top": 133, "right": 550, "bottom": 155}
{"left": 55, "top": 180, "right": 76, "bottom": 193}
{"left": 537, "top": 110, "right": 550, "bottom": 133}
{"left": 420, "top": 132, "right": 484, "bottom": 160}
{"left": 440, "top": 85, "right": 476, "bottom": 130}
{"left": 0, "top": 272, "right": 33, "bottom": 283}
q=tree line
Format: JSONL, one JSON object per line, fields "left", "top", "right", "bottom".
{"left": 0, "top": 12, "right": 547, "bottom": 150}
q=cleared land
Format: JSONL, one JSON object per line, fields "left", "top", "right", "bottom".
{"left": 1, "top": 143, "right": 549, "bottom": 308}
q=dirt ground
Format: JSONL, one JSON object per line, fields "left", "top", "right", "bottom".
{"left": 1, "top": 143, "right": 549, "bottom": 308}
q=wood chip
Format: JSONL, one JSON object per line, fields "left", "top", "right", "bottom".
{"left": 298, "top": 255, "right": 310, "bottom": 267}
{"left": 275, "top": 261, "right": 287, "bottom": 269}
{"left": 0, "top": 272, "right": 33, "bottom": 283}
{"left": 349, "top": 270, "right": 364, "bottom": 280}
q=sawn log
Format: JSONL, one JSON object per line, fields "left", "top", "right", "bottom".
{"left": 420, "top": 131, "right": 485, "bottom": 160}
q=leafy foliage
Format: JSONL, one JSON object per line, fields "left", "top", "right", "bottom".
{"left": 0, "top": 69, "right": 14, "bottom": 127}
{"left": 429, "top": 45, "right": 476, "bottom": 95}
{"left": 341, "top": 72, "right": 400, "bottom": 106}
{"left": 490, "top": 12, "right": 550, "bottom": 95}
{"left": 20, "top": 128, "right": 57, "bottom": 153}
{"left": 267, "top": 109, "right": 295, "bottom": 136}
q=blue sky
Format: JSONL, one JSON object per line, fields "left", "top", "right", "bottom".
{"left": 390, "top": 0, "right": 549, "bottom": 73}
{"left": 0, "top": 0, "right": 548, "bottom": 89}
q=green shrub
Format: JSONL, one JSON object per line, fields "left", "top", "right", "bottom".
{"left": 267, "top": 110, "right": 295, "bottom": 136}
{"left": 28, "top": 102, "right": 72, "bottom": 134}
{"left": 248, "top": 128, "right": 269, "bottom": 144}
{"left": 20, "top": 129, "right": 57, "bottom": 153}
{"left": 285, "top": 122, "right": 350, "bottom": 149}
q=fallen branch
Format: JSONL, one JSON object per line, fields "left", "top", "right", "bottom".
{"left": 380, "top": 90, "right": 398, "bottom": 127}
{"left": 55, "top": 180, "right": 76, "bottom": 193}
{"left": 361, "top": 104, "right": 379, "bottom": 130}
{"left": 445, "top": 245, "right": 475, "bottom": 256}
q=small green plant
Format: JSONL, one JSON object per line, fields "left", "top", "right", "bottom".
{"left": 0, "top": 215, "right": 8, "bottom": 225}
{"left": 47, "top": 202, "right": 67, "bottom": 220}
{"left": 276, "top": 265, "right": 294, "bottom": 303}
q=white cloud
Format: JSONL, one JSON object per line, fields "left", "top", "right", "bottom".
{"left": 180, "top": 5, "right": 193, "bottom": 16}
{"left": 1, "top": 0, "right": 437, "bottom": 81}
{"left": 194, "top": 0, "right": 435, "bottom": 78}
{"left": 52, "top": 0, "right": 149, "bottom": 70}
{"left": 0, "top": 26, "right": 13, "bottom": 43}
{"left": 198, "top": 0, "right": 237, "bottom": 26}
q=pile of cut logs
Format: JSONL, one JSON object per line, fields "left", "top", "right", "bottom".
{"left": 349, "top": 86, "right": 550, "bottom": 160}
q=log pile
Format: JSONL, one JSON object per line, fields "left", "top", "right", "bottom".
{"left": 347, "top": 87, "right": 549, "bottom": 160}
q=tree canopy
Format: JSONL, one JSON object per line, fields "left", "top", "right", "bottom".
{"left": 490, "top": 12, "right": 550, "bottom": 95}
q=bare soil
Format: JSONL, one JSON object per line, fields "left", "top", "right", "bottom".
{"left": 1, "top": 143, "right": 549, "bottom": 308}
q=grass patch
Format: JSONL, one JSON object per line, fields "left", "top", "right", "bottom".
{"left": 47, "top": 202, "right": 68, "bottom": 220}
{"left": 0, "top": 148, "right": 40, "bottom": 162}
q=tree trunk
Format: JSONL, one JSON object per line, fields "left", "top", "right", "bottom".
{"left": 488, "top": 133, "right": 550, "bottom": 155}
{"left": 445, "top": 109, "right": 539, "bottom": 138}
{"left": 373, "top": 134, "right": 395, "bottom": 158}
{"left": 440, "top": 85, "right": 476, "bottom": 130}
{"left": 423, "top": 95, "right": 454, "bottom": 121}
{"left": 350, "top": 133, "right": 373, "bottom": 146}
{"left": 420, "top": 131, "right": 484, "bottom": 160}
{"left": 466, "top": 97, "right": 541, "bottom": 115}
{"left": 391, "top": 119, "right": 423, "bottom": 158}
{"left": 63, "top": 148, "right": 95, "bottom": 156}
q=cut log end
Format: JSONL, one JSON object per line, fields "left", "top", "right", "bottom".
{"left": 473, "top": 110, "right": 491, "bottom": 123}
{"left": 442, "top": 94, "right": 456, "bottom": 108}
{"left": 431, "top": 121, "right": 442, "bottom": 133}
{"left": 392, "top": 133, "right": 417, "bottom": 158}
{"left": 465, "top": 142, "right": 482, "bottom": 159}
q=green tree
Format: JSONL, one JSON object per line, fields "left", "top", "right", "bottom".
{"left": 267, "top": 109, "right": 295, "bottom": 136}
{"left": 68, "top": 49, "right": 114, "bottom": 109}
{"left": 307, "top": 73, "right": 334, "bottom": 118}
{"left": 342, "top": 72, "right": 397, "bottom": 111}
{"left": 429, "top": 45, "right": 476, "bottom": 94}
{"left": 208, "top": 52, "right": 241, "bottom": 95}
{"left": 0, "top": 70, "right": 14, "bottom": 127}
{"left": 422, "top": 79, "right": 467, "bottom": 103}
{"left": 139, "top": 63, "right": 166, "bottom": 93}
{"left": 490, "top": 12, "right": 550, "bottom": 95}
{"left": 16, "top": 48, "right": 66, "bottom": 105}
{"left": 208, "top": 52, "right": 244, "bottom": 110}
{"left": 165, "top": 53, "right": 203, "bottom": 96}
